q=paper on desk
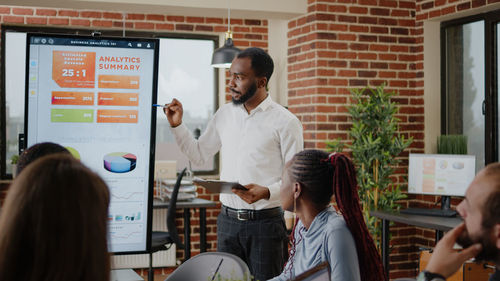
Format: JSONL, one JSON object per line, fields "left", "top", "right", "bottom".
{"left": 192, "top": 177, "right": 247, "bottom": 194}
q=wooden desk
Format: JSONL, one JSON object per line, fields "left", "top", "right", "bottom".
{"left": 153, "top": 198, "right": 217, "bottom": 260}
{"left": 370, "top": 210, "right": 462, "bottom": 275}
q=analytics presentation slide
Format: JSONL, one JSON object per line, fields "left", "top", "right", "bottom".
{"left": 25, "top": 34, "right": 158, "bottom": 253}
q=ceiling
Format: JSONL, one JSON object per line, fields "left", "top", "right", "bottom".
{"left": 0, "top": 0, "right": 307, "bottom": 19}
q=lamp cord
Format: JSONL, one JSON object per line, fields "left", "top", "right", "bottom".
{"left": 122, "top": 12, "right": 126, "bottom": 37}
{"left": 227, "top": 0, "right": 230, "bottom": 32}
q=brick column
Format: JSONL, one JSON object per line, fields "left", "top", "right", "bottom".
{"left": 287, "top": 1, "right": 424, "bottom": 279}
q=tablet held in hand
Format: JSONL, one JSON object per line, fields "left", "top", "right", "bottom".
{"left": 192, "top": 178, "right": 247, "bottom": 194}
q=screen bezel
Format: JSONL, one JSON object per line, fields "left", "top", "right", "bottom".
{"left": 24, "top": 32, "right": 159, "bottom": 255}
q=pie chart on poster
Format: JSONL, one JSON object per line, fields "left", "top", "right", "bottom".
{"left": 103, "top": 152, "right": 137, "bottom": 173}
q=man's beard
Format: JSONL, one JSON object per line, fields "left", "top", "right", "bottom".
{"left": 231, "top": 82, "right": 257, "bottom": 105}
{"left": 456, "top": 225, "right": 500, "bottom": 262}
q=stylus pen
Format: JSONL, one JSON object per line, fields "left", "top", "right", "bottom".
{"left": 152, "top": 104, "right": 170, "bottom": 108}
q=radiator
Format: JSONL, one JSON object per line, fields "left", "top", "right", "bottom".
{"left": 111, "top": 209, "right": 177, "bottom": 269}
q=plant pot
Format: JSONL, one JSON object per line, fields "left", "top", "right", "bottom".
{"left": 11, "top": 164, "right": 17, "bottom": 178}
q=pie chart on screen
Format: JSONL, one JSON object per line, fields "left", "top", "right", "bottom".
{"left": 103, "top": 152, "right": 137, "bottom": 173}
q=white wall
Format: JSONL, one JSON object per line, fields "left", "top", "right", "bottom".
{"left": 268, "top": 19, "right": 289, "bottom": 106}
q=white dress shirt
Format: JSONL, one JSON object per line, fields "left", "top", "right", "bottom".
{"left": 170, "top": 95, "right": 303, "bottom": 210}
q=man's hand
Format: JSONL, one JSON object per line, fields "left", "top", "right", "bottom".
{"left": 232, "top": 183, "right": 270, "bottom": 204}
{"left": 425, "top": 223, "right": 482, "bottom": 278}
{"left": 163, "top": 98, "right": 183, "bottom": 127}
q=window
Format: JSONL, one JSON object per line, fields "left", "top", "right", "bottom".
{"left": 155, "top": 38, "right": 218, "bottom": 173}
{"left": 1, "top": 26, "right": 218, "bottom": 178}
{"left": 441, "top": 11, "right": 500, "bottom": 169}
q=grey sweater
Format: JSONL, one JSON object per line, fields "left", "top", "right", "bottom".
{"left": 268, "top": 207, "right": 361, "bottom": 281}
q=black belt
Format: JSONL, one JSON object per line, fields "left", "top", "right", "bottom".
{"left": 222, "top": 205, "right": 283, "bottom": 221}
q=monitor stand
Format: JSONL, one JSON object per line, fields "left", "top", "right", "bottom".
{"left": 441, "top": 196, "right": 451, "bottom": 211}
{"left": 439, "top": 196, "right": 458, "bottom": 216}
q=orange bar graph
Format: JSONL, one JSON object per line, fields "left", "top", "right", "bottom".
{"left": 98, "top": 92, "right": 139, "bottom": 106}
{"left": 97, "top": 109, "right": 138, "bottom": 123}
{"left": 98, "top": 75, "right": 140, "bottom": 89}
{"left": 52, "top": 91, "right": 94, "bottom": 105}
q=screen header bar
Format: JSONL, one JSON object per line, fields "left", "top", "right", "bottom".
{"left": 29, "top": 36, "right": 156, "bottom": 49}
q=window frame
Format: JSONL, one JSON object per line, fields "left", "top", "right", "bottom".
{"left": 440, "top": 10, "right": 500, "bottom": 165}
{"left": 0, "top": 24, "right": 220, "bottom": 179}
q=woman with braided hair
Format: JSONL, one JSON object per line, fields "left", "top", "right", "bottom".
{"left": 269, "top": 149, "right": 385, "bottom": 281}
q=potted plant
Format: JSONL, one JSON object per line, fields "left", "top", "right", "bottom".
{"left": 437, "top": 135, "right": 467, "bottom": 154}
{"left": 327, "top": 84, "right": 412, "bottom": 249}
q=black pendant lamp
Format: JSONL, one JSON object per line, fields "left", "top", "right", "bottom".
{"left": 211, "top": 2, "right": 241, "bottom": 68}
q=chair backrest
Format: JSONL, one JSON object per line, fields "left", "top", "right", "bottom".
{"left": 165, "top": 252, "right": 251, "bottom": 281}
{"left": 166, "top": 167, "right": 187, "bottom": 249}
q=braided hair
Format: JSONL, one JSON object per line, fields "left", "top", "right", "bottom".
{"left": 287, "top": 149, "right": 386, "bottom": 281}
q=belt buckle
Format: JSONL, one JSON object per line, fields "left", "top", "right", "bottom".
{"left": 236, "top": 210, "right": 249, "bottom": 221}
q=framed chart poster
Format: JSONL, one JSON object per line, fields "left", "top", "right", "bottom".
{"left": 24, "top": 33, "right": 159, "bottom": 254}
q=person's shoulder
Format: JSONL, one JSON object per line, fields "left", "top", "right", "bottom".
{"left": 324, "top": 211, "right": 349, "bottom": 231}
{"left": 217, "top": 102, "right": 235, "bottom": 112}
{"left": 323, "top": 212, "right": 356, "bottom": 247}
{"left": 214, "top": 102, "right": 239, "bottom": 117}
{"left": 269, "top": 101, "right": 298, "bottom": 119}
{"left": 267, "top": 101, "right": 301, "bottom": 130}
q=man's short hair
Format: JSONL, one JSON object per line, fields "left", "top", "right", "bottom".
{"left": 236, "top": 47, "right": 274, "bottom": 85}
{"left": 481, "top": 162, "right": 500, "bottom": 228}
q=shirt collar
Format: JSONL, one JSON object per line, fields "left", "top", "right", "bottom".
{"left": 248, "top": 94, "right": 273, "bottom": 115}
{"left": 257, "top": 94, "right": 273, "bottom": 111}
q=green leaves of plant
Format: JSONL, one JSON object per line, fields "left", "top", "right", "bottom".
{"left": 326, "top": 83, "right": 413, "bottom": 249}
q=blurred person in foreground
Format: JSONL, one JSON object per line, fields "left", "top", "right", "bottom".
{"left": 418, "top": 162, "right": 500, "bottom": 281}
{"left": 16, "top": 142, "right": 70, "bottom": 175}
{"left": 269, "top": 150, "right": 385, "bottom": 281}
{"left": 0, "top": 154, "right": 110, "bottom": 281}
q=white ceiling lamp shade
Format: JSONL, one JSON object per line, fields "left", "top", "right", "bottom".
{"left": 211, "top": 1, "right": 241, "bottom": 68}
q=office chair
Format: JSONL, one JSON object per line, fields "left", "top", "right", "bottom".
{"left": 165, "top": 252, "right": 251, "bottom": 281}
{"left": 149, "top": 167, "right": 187, "bottom": 281}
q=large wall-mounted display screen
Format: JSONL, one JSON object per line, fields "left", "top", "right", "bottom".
{"left": 24, "top": 33, "right": 159, "bottom": 254}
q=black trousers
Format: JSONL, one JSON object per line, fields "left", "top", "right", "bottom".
{"left": 217, "top": 210, "right": 289, "bottom": 281}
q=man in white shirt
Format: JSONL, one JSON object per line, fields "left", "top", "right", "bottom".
{"left": 163, "top": 47, "right": 304, "bottom": 280}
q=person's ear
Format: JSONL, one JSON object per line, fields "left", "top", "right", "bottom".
{"left": 257, "top": 77, "right": 267, "bottom": 89}
{"left": 293, "top": 182, "right": 302, "bottom": 199}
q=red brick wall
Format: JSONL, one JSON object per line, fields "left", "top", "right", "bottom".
{"left": 287, "top": 0, "right": 497, "bottom": 279}
{"left": 287, "top": 2, "right": 422, "bottom": 277}
{"left": 0, "top": 4, "right": 268, "bottom": 272}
